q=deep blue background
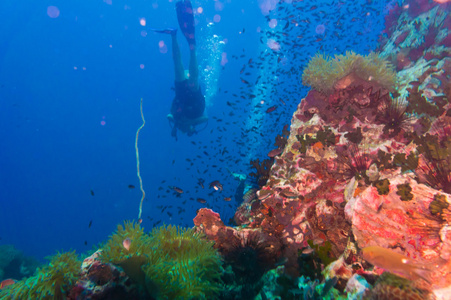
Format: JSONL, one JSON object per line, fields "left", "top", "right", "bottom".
{"left": 0, "top": 0, "right": 389, "bottom": 260}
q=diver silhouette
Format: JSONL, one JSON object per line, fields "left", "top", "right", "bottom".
{"left": 151, "top": 0, "right": 208, "bottom": 141}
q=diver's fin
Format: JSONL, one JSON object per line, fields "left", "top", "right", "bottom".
{"left": 149, "top": 28, "right": 177, "bottom": 35}
{"left": 176, "top": 0, "right": 196, "bottom": 47}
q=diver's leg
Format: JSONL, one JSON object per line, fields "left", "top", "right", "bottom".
{"left": 171, "top": 34, "right": 186, "bottom": 82}
{"left": 188, "top": 45, "right": 199, "bottom": 89}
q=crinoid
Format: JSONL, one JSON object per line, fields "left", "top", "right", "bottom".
{"left": 336, "top": 144, "right": 372, "bottom": 183}
{"left": 378, "top": 96, "right": 413, "bottom": 136}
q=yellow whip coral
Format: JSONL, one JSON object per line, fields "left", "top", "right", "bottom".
{"left": 301, "top": 51, "right": 397, "bottom": 94}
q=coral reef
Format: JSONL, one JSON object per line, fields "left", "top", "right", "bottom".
{"left": 0, "top": 222, "right": 224, "bottom": 300}
{"left": 194, "top": 2, "right": 451, "bottom": 299}
{"left": 68, "top": 251, "right": 143, "bottom": 299}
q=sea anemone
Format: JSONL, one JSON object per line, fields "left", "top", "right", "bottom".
{"left": 302, "top": 51, "right": 396, "bottom": 94}
{"left": 100, "top": 220, "right": 152, "bottom": 264}
{"left": 364, "top": 272, "right": 432, "bottom": 300}
{"left": 143, "top": 225, "right": 223, "bottom": 300}
{"left": 0, "top": 251, "right": 80, "bottom": 300}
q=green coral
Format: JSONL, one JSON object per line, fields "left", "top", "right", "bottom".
{"left": 0, "top": 251, "right": 80, "bottom": 300}
{"left": 396, "top": 183, "right": 414, "bottom": 201}
{"left": 307, "top": 240, "right": 336, "bottom": 267}
{"left": 302, "top": 51, "right": 396, "bottom": 94}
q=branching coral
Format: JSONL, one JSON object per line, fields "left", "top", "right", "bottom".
{"left": 0, "top": 251, "right": 80, "bottom": 300}
{"left": 302, "top": 51, "right": 397, "bottom": 94}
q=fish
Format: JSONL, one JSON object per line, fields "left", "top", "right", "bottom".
{"left": 0, "top": 279, "right": 16, "bottom": 289}
{"left": 209, "top": 180, "right": 223, "bottom": 191}
{"left": 197, "top": 198, "right": 207, "bottom": 203}
{"left": 243, "top": 188, "right": 258, "bottom": 203}
{"left": 257, "top": 189, "right": 274, "bottom": 201}
{"left": 223, "top": 197, "right": 232, "bottom": 202}
{"left": 198, "top": 178, "right": 205, "bottom": 189}
{"left": 170, "top": 186, "right": 184, "bottom": 194}
{"left": 274, "top": 256, "right": 289, "bottom": 266}
{"left": 90, "top": 190, "right": 95, "bottom": 196}
{"left": 128, "top": 184, "right": 135, "bottom": 189}
{"left": 361, "top": 246, "right": 439, "bottom": 283}
{"left": 88, "top": 220, "right": 93, "bottom": 228}
{"left": 122, "top": 238, "right": 132, "bottom": 251}
{"left": 266, "top": 105, "right": 277, "bottom": 113}
{"left": 268, "top": 148, "right": 283, "bottom": 158}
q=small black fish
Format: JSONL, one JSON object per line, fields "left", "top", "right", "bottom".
{"left": 128, "top": 184, "right": 135, "bottom": 189}
{"left": 90, "top": 190, "right": 94, "bottom": 196}
{"left": 209, "top": 180, "right": 223, "bottom": 191}
{"left": 84, "top": 241, "right": 88, "bottom": 246}
{"left": 88, "top": 220, "right": 93, "bottom": 228}
{"left": 170, "top": 186, "right": 184, "bottom": 194}
{"left": 197, "top": 198, "right": 207, "bottom": 203}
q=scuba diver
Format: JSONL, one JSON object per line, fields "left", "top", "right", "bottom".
{"left": 151, "top": 0, "right": 208, "bottom": 140}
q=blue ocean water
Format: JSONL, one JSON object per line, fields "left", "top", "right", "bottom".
{"left": 0, "top": 0, "right": 389, "bottom": 261}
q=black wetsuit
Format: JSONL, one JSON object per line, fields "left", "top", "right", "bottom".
{"left": 171, "top": 80, "right": 205, "bottom": 120}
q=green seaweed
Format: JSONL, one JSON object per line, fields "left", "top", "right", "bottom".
{"left": 396, "top": 183, "right": 414, "bottom": 201}
{"left": 296, "top": 127, "right": 336, "bottom": 155}
{"left": 375, "top": 179, "right": 390, "bottom": 195}
{"left": 429, "top": 193, "right": 449, "bottom": 216}
{"left": 316, "top": 127, "right": 336, "bottom": 146}
{"left": 307, "top": 240, "right": 336, "bottom": 267}
{"left": 392, "top": 152, "right": 418, "bottom": 173}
